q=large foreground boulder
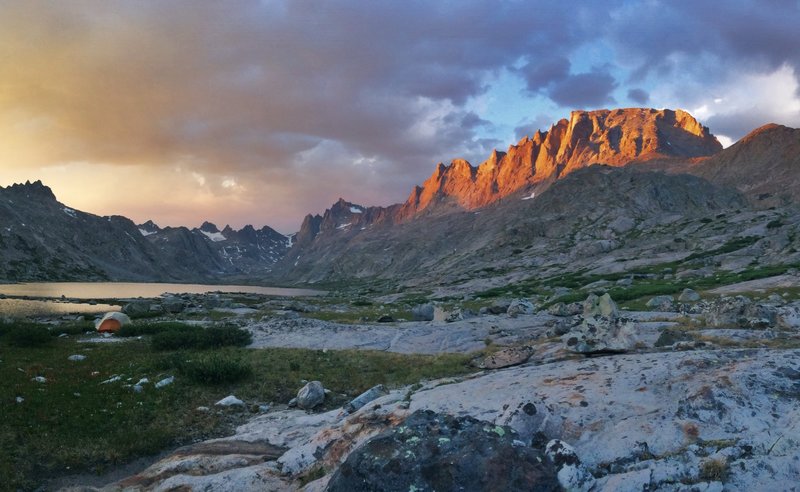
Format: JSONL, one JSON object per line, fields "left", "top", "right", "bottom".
{"left": 562, "top": 294, "right": 637, "bottom": 354}
{"left": 327, "top": 410, "right": 560, "bottom": 492}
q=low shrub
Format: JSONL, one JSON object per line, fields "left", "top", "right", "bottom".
{"left": 149, "top": 324, "right": 251, "bottom": 351}
{"left": 180, "top": 354, "right": 252, "bottom": 384}
{"left": 196, "top": 326, "right": 252, "bottom": 349}
{"left": 1, "top": 322, "right": 52, "bottom": 347}
{"left": 117, "top": 322, "right": 198, "bottom": 338}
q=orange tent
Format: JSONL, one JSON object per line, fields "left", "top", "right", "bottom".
{"left": 95, "top": 312, "right": 131, "bottom": 333}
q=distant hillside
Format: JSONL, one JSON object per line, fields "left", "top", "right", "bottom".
{"left": 0, "top": 181, "right": 289, "bottom": 282}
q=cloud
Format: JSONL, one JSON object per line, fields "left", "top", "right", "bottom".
{"left": 627, "top": 88, "right": 650, "bottom": 105}
{"left": 517, "top": 57, "right": 571, "bottom": 92}
{"left": 548, "top": 69, "right": 618, "bottom": 108}
{"left": 0, "top": 0, "right": 798, "bottom": 230}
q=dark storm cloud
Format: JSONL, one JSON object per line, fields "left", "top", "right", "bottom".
{"left": 606, "top": 0, "right": 800, "bottom": 83}
{"left": 517, "top": 57, "right": 571, "bottom": 92}
{"left": 627, "top": 88, "right": 649, "bottom": 105}
{"left": 548, "top": 70, "right": 618, "bottom": 108}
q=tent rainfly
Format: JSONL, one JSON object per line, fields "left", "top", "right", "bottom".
{"left": 95, "top": 312, "right": 131, "bottom": 333}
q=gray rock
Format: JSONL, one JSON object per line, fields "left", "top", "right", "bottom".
{"left": 216, "top": 395, "right": 245, "bottom": 407}
{"left": 507, "top": 299, "right": 536, "bottom": 317}
{"left": 326, "top": 410, "right": 560, "bottom": 492}
{"left": 67, "top": 354, "right": 86, "bottom": 362}
{"left": 444, "top": 307, "right": 474, "bottom": 322}
{"left": 344, "top": 384, "right": 389, "bottom": 413}
{"left": 122, "top": 300, "right": 152, "bottom": 318}
{"left": 155, "top": 376, "right": 174, "bottom": 388}
{"left": 703, "top": 296, "right": 778, "bottom": 328}
{"left": 545, "top": 439, "right": 596, "bottom": 492}
{"left": 161, "top": 296, "right": 185, "bottom": 313}
{"left": 487, "top": 299, "right": 512, "bottom": 315}
{"left": 678, "top": 288, "right": 701, "bottom": 302}
{"left": 478, "top": 346, "right": 533, "bottom": 369}
{"left": 296, "top": 381, "right": 325, "bottom": 410}
{"left": 646, "top": 295, "right": 675, "bottom": 311}
{"left": 564, "top": 294, "right": 637, "bottom": 354}
{"left": 411, "top": 303, "right": 434, "bottom": 321}
{"left": 547, "top": 302, "right": 582, "bottom": 317}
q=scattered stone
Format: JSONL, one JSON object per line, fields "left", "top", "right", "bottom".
{"left": 678, "top": 288, "right": 701, "bottom": 302}
{"left": 444, "top": 307, "right": 475, "bottom": 322}
{"left": 132, "top": 385, "right": 143, "bottom": 393}
{"left": 15, "top": 396, "right": 23, "bottom": 404}
{"left": 196, "top": 406, "right": 210, "bottom": 412}
{"left": 287, "top": 398, "right": 298, "bottom": 408}
{"left": 507, "top": 299, "right": 535, "bottom": 317}
{"left": 646, "top": 295, "right": 675, "bottom": 311}
{"left": 411, "top": 303, "right": 435, "bottom": 321}
{"left": 478, "top": 346, "right": 534, "bottom": 369}
{"left": 545, "top": 439, "right": 596, "bottom": 492}
{"left": 327, "top": 410, "right": 560, "bottom": 492}
{"left": 31, "top": 376, "right": 46, "bottom": 383}
{"left": 547, "top": 302, "right": 583, "bottom": 317}
{"left": 67, "top": 354, "right": 86, "bottom": 362}
{"left": 344, "top": 384, "right": 389, "bottom": 413}
{"left": 100, "top": 375, "right": 122, "bottom": 384}
{"left": 135, "top": 378, "right": 149, "bottom": 386}
{"left": 155, "top": 376, "right": 174, "bottom": 388}
{"left": 216, "top": 395, "right": 245, "bottom": 407}
{"left": 296, "top": 381, "right": 325, "bottom": 410}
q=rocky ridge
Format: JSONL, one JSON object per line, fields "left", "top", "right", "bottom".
{"left": 0, "top": 181, "right": 289, "bottom": 282}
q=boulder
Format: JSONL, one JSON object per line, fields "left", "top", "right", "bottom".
{"left": 564, "top": 294, "right": 637, "bottom": 354}
{"left": 161, "top": 296, "right": 185, "bottom": 314}
{"left": 444, "top": 307, "right": 474, "bottom": 322}
{"left": 326, "top": 410, "right": 560, "bottom": 492}
{"left": 122, "top": 300, "right": 152, "bottom": 318}
{"left": 678, "top": 288, "right": 701, "bottom": 302}
{"left": 646, "top": 295, "right": 675, "bottom": 312}
{"left": 547, "top": 302, "right": 582, "bottom": 317}
{"left": 411, "top": 303, "right": 434, "bottom": 321}
{"left": 487, "top": 299, "right": 512, "bottom": 315}
{"left": 507, "top": 299, "right": 535, "bottom": 317}
{"left": 704, "top": 296, "right": 777, "bottom": 328}
{"left": 343, "top": 384, "right": 389, "bottom": 413}
{"left": 296, "top": 381, "right": 325, "bottom": 410}
{"left": 376, "top": 315, "right": 394, "bottom": 323}
{"left": 584, "top": 293, "right": 618, "bottom": 318}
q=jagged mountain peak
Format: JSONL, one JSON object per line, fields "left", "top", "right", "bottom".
{"left": 199, "top": 221, "right": 220, "bottom": 233}
{"left": 399, "top": 107, "right": 721, "bottom": 216}
{"left": 2, "top": 179, "right": 57, "bottom": 201}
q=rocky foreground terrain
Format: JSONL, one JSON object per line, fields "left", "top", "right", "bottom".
{"left": 64, "top": 289, "right": 800, "bottom": 491}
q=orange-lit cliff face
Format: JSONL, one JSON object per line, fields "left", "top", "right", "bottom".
{"left": 399, "top": 108, "right": 722, "bottom": 216}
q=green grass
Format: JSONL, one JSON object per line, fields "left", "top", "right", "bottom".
{"left": 0, "top": 321, "right": 473, "bottom": 490}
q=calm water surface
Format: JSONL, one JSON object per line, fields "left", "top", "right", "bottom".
{"left": 0, "top": 298, "right": 120, "bottom": 317}
{"left": 0, "top": 282, "right": 324, "bottom": 299}
{"left": 0, "top": 282, "right": 323, "bottom": 317}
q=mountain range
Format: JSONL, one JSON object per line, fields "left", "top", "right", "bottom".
{"left": 1, "top": 107, "right": 798, "bottom": 286}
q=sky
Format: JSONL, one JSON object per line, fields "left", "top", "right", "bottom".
{"left": 1, "top": 1, "right": 799, "bottom": 233}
